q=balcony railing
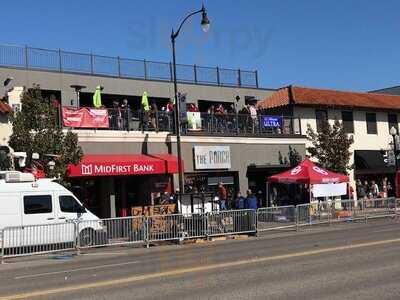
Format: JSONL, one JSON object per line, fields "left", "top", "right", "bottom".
{"left": 62, "top": 107, "right": 302, "bottom": 137}
{"left": 0, "top": 44, "right": 259, "bottom": 88}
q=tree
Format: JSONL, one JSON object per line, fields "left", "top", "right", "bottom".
{"left": 0, "top": 146, "right": 12, "bottom": 170}
{"left": 8, "top": 85, "right": 83, "bottom": 180}
{"left": 288, "top": 145, "right": 302, "bottom": 166}
{"left": 278, "top": 146, "right": 302, "bottom": 166}
{"left": 306, "top": 119, "right": 354, "bottom": 174}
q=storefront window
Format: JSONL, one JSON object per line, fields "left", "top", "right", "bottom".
{"left": 184, "top": 172, "right": 238, "bottom": 208}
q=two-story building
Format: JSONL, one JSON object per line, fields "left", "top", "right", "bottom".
{"left": 0, "top": 44, "right": 307, "bottom": 218}
{"left": 257, "top": 85, "right": 400, "bottom": 195}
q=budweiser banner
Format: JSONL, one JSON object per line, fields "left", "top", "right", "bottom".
{"left": 62, "top": 107, "right": 109, "bottom": 128}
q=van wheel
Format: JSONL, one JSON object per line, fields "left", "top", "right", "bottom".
{"left": 79, "top": 229, "right": 95, "bottom": 247}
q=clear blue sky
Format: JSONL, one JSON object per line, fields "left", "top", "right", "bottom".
{"left": 2, "top": 0, "right": 399, "bottom": 91}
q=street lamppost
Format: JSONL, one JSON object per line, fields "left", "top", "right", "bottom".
{"left": 171, "top": 5, "right": 210, "bottom": 193}
{"left": 390, "top": 126, "right": 399, "bottom": 172}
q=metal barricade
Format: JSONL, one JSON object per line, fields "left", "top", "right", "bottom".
{"left": 1, "top": 222, "right": 77, "bottom": 260}
{"left": 147, "top": 214, "right": 185, "bottom": 243}
{"left": 257, "top": 206, "right": 296, "bottom": 231}
{"left": 363, "top": 197, "right": 396, "bottom": 219}
{"left": 296, "top": 202, "right": 331, "bottom": 226}
{"left": 296, "top": 203, "right": 311, "bottom": 227}
{"left": 206, "top": 209, "right": 256, "bottom": 237}
{"left": 77, "top": 216, "right": 146, "bottom": 249}
{"left": 181, "top": 213, "right": 207, "bottom": 239}
{"left": 2, "top": 199, "right": 399, "bottom": 262}
{"left": 329, "top": 199, "right": 364, "bottom": 223}
{"left": 316, "top": 202, "right": 331, "bottom": 224}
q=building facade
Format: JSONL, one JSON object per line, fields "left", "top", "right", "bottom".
{"left": 0, "top": 44, "right": 307, "bottom": 218}
{"left": 257, "top": 85, "right": 400, "bottom": 196}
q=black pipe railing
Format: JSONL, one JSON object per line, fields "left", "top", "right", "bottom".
{"left": 61, "top": 107, "right": 302, "bottom": 136}
{"left": 0, "top": 44, "right": 259, "bottom": 88}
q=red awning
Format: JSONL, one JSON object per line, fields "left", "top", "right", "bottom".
{"left": 68, "top": 154, "right": 180, "bottom": 177}
{"left": 150, "top": 153, "right": 182, "bottom": 173}
{"left": 268, "top": 158, "right": 349, "bottom": 184}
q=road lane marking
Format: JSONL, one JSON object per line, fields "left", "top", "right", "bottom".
{"left": 14, "top": 260, "right": 140, "bottom": 279}
{"left": 81, "top": 252, "right": 129, "bottom": 256}
{"left": 2, "top": 237, "right": 400, "bottom": 300}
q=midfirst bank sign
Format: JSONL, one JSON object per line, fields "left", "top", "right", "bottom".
{"left": 81, "top": 164, "right": 155, "bottom": 176}
{"left": 194, "top": 146, "right": 231, "bottom": 170}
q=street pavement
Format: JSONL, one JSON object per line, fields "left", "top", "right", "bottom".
{"left": 0, "top": 219, "right": 400, "bottom": 299}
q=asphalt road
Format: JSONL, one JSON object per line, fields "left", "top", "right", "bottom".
{"left": 1, "top": 220, "right": 400, "bottom": 300}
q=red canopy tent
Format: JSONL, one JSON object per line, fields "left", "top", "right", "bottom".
{"left": 268, "top": 158, "right": 349, "bottom": 184}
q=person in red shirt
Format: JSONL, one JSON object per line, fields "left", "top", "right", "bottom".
{"left": 166, "top": 100, "right": 174, "bottom": 112}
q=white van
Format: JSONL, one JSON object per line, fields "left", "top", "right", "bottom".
{"left": 0, "top": 171, "right": 105, "bottom": 248}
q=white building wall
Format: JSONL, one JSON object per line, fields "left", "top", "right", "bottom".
{"left": 294, "top": 106, "right": 397, "bottom": 190}
{"left": 0, "top": 87, "right": 24, "bottom": 145}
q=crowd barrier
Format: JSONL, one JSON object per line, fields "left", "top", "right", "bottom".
{"left": 1, "top": 198, "right": 398, "bottom": 262}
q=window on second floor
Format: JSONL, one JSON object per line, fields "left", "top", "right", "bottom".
{"left": 315, "top": 109, "right": 328, "bottom": 132}
{"left": 388, "top": 113, "right": 398, "bottom": 134}
{"left": 366, "top": 112, "right": 377, "bottom": 134}
{"left": 341, "top": 111, "right": 354, "bottom": 133}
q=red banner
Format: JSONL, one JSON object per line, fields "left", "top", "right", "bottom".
{"left": 62, "top": 107, "right": 109, "bottom": 128}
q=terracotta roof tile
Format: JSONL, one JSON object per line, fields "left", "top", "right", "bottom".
{"left": 257, "top": 86, "right": 400, "bottom": 110}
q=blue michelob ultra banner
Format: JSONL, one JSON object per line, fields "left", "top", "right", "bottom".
{"left": 262, "top": 116, "right": 283, "bottom": 128}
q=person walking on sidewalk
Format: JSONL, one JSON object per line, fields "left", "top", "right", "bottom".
{"left": 218, "top": 182, "right": 227, "bottom": 210}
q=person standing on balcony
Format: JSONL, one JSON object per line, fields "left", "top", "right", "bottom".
{"left": 249, "top": 104, "right": 257, "bottom": 133}
{"left": 207, "top": 105, "right": 215, "bottom": 133}
{"left": 150, "top": 102, "right": 159, "bottom": 132}
{"left": 215, "top": 104, "right": 225, "bottom": 132}
{"left": 141, "top": 91, "right": 150, "bottom": 131}
{"left": 110, "top": 100, "right": 122, "bottom": 130}
{"left": 218, "top": 182, "right": 227, "bottom": 210}
{"left": 121, "top": 99, "right": 130, "bottom": 130}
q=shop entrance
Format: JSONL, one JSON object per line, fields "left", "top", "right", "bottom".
{"left": 247, "top": 165, "right": 291, "bottom": 207}
{"left": 184, "top": 171, "right": 239, "bottom": 209}
{"left": 69, "top": 174, "right": 172, "bottom": 218}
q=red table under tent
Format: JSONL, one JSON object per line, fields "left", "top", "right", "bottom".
{"left": 267, "top": 159, "right": 349, "bottom": 205}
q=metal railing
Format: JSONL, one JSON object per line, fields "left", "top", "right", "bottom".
{"left": 77, "top": 216, "right": 146, "bottom": 249}
{"left": 1, "top": 222, "right": 77, "bottom": 258}
{"left": 1, "top": 198, "right": 398, "bottom": 262}
{"left": 0, "top": 44, "right": 259, "bottom": 88}
{"left": 62, "top": 107, "right": 302, "bottom": 136}
{"left": 206, "top": 209, "right": 257, "bottom": 237}
{"left": 192, "top": 113, "right": 301, "bottom": 136}
{"left": 257, "top": 206, "right": 296, "bottom": 231}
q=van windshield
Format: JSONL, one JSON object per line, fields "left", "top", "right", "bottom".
{"left": 59, "top": 195, "right": 83, "bottom": 213}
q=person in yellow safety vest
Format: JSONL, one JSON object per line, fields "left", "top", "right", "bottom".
{"left": 93, "top": 85, "right": 103, "bottom": 108}
{"left": 141, "top": 91, "right": 150, "bottom": 131}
